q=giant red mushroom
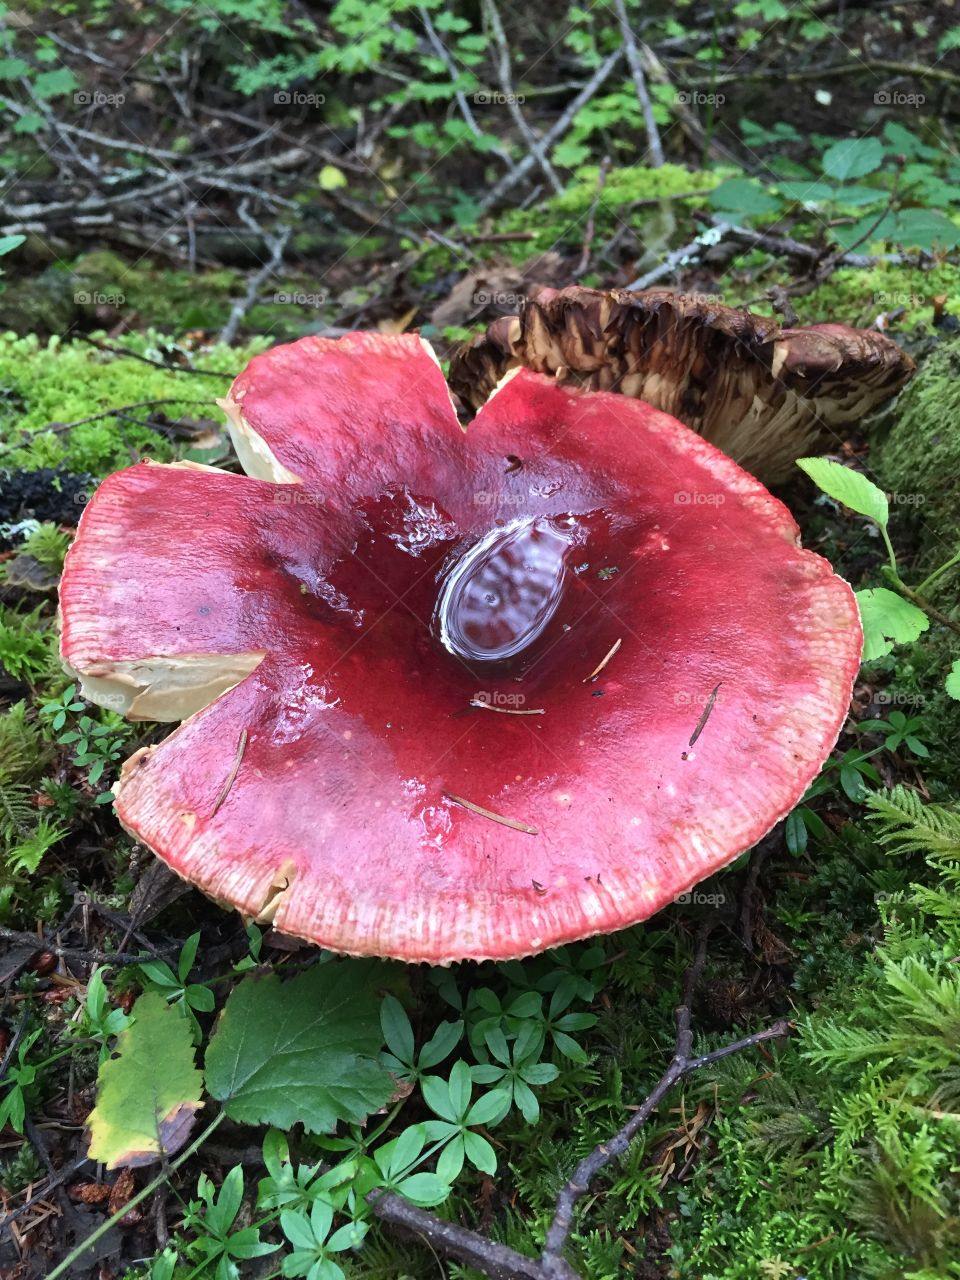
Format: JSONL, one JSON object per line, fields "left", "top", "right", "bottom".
{"left": 59, "top": 330, "right": 862, "bottom": 963}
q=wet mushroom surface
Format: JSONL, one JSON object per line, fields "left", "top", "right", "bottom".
{"left": 59, "top": 331, "right": 862, "bottom": 962}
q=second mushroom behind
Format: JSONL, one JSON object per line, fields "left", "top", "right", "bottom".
{"left": 448, "top": 286, "right": 915, "bottom": 484}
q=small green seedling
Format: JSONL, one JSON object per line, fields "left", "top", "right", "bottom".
{"left": 797, "top": 457, "right": 959, "bottom": 699}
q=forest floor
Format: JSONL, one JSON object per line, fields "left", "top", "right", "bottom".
{"left": 1, "top": 4, "right": 960, "bottom": 1279}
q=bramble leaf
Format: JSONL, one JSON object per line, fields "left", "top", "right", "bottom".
{"left": 205, "top": 961, "right": 393, "bottom": 1133}
{"left": 821, "top": 136, "right": 884, "bottom": 181}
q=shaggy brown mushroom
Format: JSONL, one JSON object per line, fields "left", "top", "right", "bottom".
{"left": 448, "top": 286, "right": 915, "bottom": 483}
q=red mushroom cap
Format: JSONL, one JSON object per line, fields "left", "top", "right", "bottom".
{"left": 60, "top": 332, "right": 861, "bottom": 963}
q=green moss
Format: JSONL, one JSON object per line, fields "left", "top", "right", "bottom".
{"left": 666, "top": 793, "right": 960, "bottom": 1279}
{"left": 793, "top": 261, "right": 960, "bottom": 328}
{"left": 411, "top": 164, "right": 723, "bottom": 281}
{"left": 0, "top": 331, "right": 263, "bottom": 473}
{"left": 551, "top": 162, "right": 722, "bottom": 216}
{"left": 873, "top": 334, "right": 960, "bottom": 577}
{"left": 71, "top": 251, "right": 320, "bottom": 336}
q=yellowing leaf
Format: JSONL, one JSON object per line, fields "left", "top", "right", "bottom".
{"left": 87, "top": 992, "right": 203, "bottom": 1170}
{"left": 377, "top": 307, "right": 417, "bottom": 334}
{"left": 318, "top": 164, "right": 347, "bottom": 191}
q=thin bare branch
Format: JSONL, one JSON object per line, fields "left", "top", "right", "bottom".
{"left": 369, "top": 931, "right": 792, "bottom": 1280}
{"left": 482, "top": 0, "right": 563, "bottom": 194}
{"left": 418, "top": 6, "right": 517, "bottom": 174}
{"left": 611, "top": 0, "right": 664, "bottom": 167}
{"left": 218, "top": 209, "right": 292, "bottom": 346}
{"left": 479, "top": 47, "right": 624, "bottom": 212}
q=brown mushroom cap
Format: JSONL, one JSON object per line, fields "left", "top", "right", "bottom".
{"left": 448, "top": 286, "right": 915, "bottom": 483}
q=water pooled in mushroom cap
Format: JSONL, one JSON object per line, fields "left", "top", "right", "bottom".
{"left": 435, "top": 516, "right": 582, "bottom": 666}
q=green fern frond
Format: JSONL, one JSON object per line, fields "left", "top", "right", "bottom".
{"left": 0, "top": 780, "right": 34, "bottom": 840}
{"left": 6, "top": 816, "right": 68, "bottom": 876}
{"left": 867, "top": 786, "right": 960, "bottom": 859}
{"left": 0, "top": 701, "right": 47, "bottom": 782}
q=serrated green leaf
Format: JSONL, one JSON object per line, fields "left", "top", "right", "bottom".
{"left": 87, "top": 992, "right": 203, "bottom": 1169}
{"left": 892, "top": 208, "right": 960, "bottom": 252}
{"left": 205, "top": 962, "right": 392, "bottom": 1133}
{"left": 32, "top": 67, "right": 78, "bottom": 99}
{"left": 822, "top": 137, "right": 884, "bottom": 182}
{"left": 945, "top": 660, "right": 960, "bottom": 701}
{"left": 775, "top": 180, "right": 835, "bottom": 205}
{"left": 856, "top": 588, "right": 929, "bottom": 661}
{"left": 708, "top": 176, "right": 781, "bottom": 217}
{"left": 796, "top": 457, "right": 888, "bottom": 526}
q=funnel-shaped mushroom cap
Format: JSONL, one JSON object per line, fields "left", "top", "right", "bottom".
{"left": 60, "top": 331, "right": 861, "bottom": 963}
{"left": 449, "top": 286, "right": 915, "bottom": 484}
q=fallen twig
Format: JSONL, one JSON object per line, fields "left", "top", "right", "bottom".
{"left": 0, "top": 924, "right": 175, "bottom": 967}
{"left": 575, "top": 156, "right": 612, "bottom": 276}
{"left": 612, "top": 0, "right": 664, "bottom": 167}
{"left": 73, "top": 335, "right": 236, "bottom": 380}
{"left": 479, "top": 47, "right": 624, "bottom": 212}
{"left": 626, "top": 225, "right": 723, "bottom": 291}
{"left": 0, "top": 399, "right": 218, "bottom": 458}
{"left": 218, "top": 213, "right": 292, "bottom": 346}
{"left": 483, "top": 0, "right": 563, "bottom": 194}
{"left": 701, "top": 215, "right": 914, "bottom": 269}
{"left": 369, "top": 934, "right": 792, "bottom": 1279}
{"left": 419, "top": 5, "right": 517, "bottom": 177}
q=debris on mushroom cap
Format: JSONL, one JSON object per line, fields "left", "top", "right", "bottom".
{"left": 448, "top": 285, "right": 915, "bottom": 484}
{"left": 59, "top": 330, "right": 862, "bottom": 964}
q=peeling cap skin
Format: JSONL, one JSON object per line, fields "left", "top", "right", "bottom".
{"left": 448, "top": 286, "right": 915, "bottom": 484}
{"left": 59, "top": 331, "right": 862, "bottom": 963}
